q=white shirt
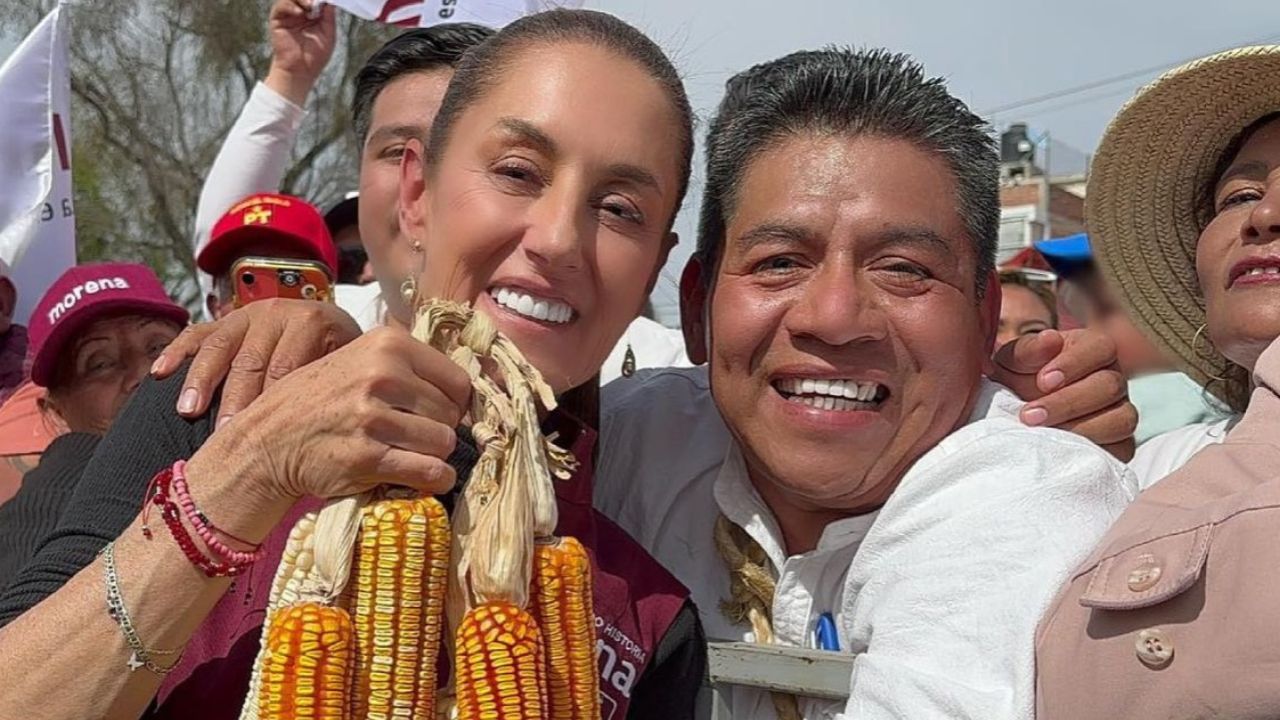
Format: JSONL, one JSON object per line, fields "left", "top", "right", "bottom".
{"left": 596, "top": 366, "right": 1136, "bottom": 720}
{"left": 1129, "top": 416, "right": 1235, "bottom": 490}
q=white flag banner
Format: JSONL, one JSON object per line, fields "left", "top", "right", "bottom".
{"left": 0, "top": 2, "right": 75, "bottom": 326}
{"left": 320, "top": 0, "right": 584, "bottom": 29}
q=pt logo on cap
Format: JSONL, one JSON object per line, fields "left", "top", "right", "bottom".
{"left": 243, "top": 205, "right": 273, "bottom": 225}
{"left": 47, "top": 277, "right": 132, "bottom": 324}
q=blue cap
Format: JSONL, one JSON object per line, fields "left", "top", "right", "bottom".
{"left": 1033, "top": 233, "right": 1093, "bottom": 278}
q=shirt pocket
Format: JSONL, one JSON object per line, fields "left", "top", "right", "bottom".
{"left": 1078, "top": 525, "right": 1212, "bottom": 611}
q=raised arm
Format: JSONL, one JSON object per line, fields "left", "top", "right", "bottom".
{"left": 192, "top": 0, "right": 337, "bottom": 305}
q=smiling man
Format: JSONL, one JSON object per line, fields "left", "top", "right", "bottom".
{"left": 596, "top": 48, "right": 1137, "bottom": 719}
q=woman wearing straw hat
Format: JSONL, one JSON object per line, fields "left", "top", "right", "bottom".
{"left": 1036, "top": 46, "right": 1280, "bottom": 718}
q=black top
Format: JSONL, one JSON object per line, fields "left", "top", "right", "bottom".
{"left": 0, "top": 365, "right": 705, "bottom": 718}
{"left": 0, "top": 432, "right": 101, "bottom": 590}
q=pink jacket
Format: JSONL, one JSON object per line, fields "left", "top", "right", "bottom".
{"left": 1036, "top": 338, "right": 1280, "bottom": 719}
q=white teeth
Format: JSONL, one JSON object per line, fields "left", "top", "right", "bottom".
{"left": 775, "top": 377, "right": 885, "bottom": 410}
{"left": 1245, "top": 266, "right": 1280, "bottom": 276}
{"left": 489, "top": 287, "right": 573, "bottom": 324}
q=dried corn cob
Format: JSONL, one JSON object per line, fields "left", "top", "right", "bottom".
{"left": 531, "top": 538, "right": 599, "bottom": 720}
{"left": 258, "top": 602, "right": 353, "bottom": 720}
{"left": 242, "top": 498, "right": 366, "bottom": 720}
{"left": 352, "top": 496, "right": 451, "bottom": 720}
{"left": 456, "top": 602, "right": 548, "bottom": 720}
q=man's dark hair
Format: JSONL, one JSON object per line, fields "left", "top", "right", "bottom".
{"left": 351, "top": 23, "right": 495, "bottom": 149}
{"left": 696, "top": 48, "right": 999, "bottom": 295}
{"left": 427, "top": 9, "right": 695, "bottom": 229}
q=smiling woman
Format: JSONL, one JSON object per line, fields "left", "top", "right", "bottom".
{"left": 1036, "top": 47, "right": 1280, "bottom": 719}
{"left": 0, "top": 10, "right": 703, "bottom": 720}
{"left": 401, "top": 10, "right": 692, "bottom": 395}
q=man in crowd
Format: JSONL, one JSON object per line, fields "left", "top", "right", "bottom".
{"left": 595, "top": 48, "right": 1135, "bottom": 718}
{"left": 192, "top": 0, "right": 492, "bottom": 331}
{"left": 1036, "top": 233, "right": 1227, "bottom": 447}
{"left": 198, "top": 192, "right": 338, "bottom": 320}
{"left": 324, "top": 191, "right": 375, "bottom": 285}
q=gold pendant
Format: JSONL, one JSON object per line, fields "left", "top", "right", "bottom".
{"left": 622, "top": 344, "right": 636, "bottom": 378}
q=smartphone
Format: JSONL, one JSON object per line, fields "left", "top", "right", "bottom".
{"left": 231, "top": 256, "right": 334, "bottom": 309}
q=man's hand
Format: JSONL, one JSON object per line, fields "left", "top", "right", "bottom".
{"left": 264, "top": 0, "right": 337, "bottom": 107}
{"left": 989, "top": 329, "right": 1138, "bottom": 461}
{"left": 151, "top": 299, "right": 362, "bottom": 428}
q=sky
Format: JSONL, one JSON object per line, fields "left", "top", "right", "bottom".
{"left": 584, "top": 0, "right": 1280, "bottom": 323}
{"left": 4, "top": 0, "right": 1280, "bottom": 324}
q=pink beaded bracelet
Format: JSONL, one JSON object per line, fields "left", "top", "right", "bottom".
{"left": 170, "top": 460, "right": 265, "bottom": 567}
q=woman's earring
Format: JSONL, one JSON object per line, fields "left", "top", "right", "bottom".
{"left": 1192, "top": 323, "right": 1229, "bottom": 383}
{"left": 400, "top": 239, "right": 424, "bottom": 307}
{"left": 621, "top": 343, "right": 636, "bottom": 378}
{"left": 399, "top": 276, "right": 417, "bottom": 306}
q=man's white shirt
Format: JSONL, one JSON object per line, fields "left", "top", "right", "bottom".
{"left": 596, "top": 366, "right": 1137, "bottom": 719}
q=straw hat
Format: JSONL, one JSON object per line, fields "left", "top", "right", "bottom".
{"left": 1087, "top": 45, "right": 1280, "bottom": 408}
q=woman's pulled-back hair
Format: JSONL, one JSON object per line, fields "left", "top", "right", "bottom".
{"left": 696, "top": 48, "right": 1000, "bottom": 295}
{"left": 427, "top": 9, "right": 695, "bottom": 229}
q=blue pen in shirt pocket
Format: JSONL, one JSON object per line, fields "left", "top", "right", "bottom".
{"left": 815, "top": 611, "right": 840, "bottom": 651}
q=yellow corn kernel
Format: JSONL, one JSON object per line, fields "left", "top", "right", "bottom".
{"left": 530, "top": 537, "right": 598, "bottom": 720}
{"left": 352, "top": 497, "right": 450, "bottom": 720}
{"left": 455, "top": 602, "right": 547, "bottom": 720}
{"left": 259, "top": 603, "right": 352, "bottom": 720}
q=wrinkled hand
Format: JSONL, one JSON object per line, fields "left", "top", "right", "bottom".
{"left": 202, "top": 327, "right": 472, "bottom": 503}
{"left": 152, "top": 299, "right": 362, "bottom": 427}
{"left": 989, "top": 328, "right": 1137, "bottom": 461}
{"left": 265, "top": 0, "right": 337, "bottom": 105}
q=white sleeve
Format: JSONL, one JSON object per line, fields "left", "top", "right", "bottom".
{"left": 192, "top": 82, "right": 307, "bottom": 311}
{"left": 840, "top": 427, "right": 1137, "bottom": 720}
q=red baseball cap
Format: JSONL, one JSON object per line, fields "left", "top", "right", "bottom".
{"left": 199, "top": 193, "right": 338, "bottom": 277}
{"left": 29, "top": 262, "right": 189, "bottom": 387}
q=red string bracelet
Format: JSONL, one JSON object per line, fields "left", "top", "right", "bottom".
{"left": 140, "top": 463, "right": 258, "bottom": 577}
{"left": 171, "top": 460, "right": 264, "bottom": 566}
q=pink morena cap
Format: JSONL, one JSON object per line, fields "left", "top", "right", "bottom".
{"left": 28, "top": 262, "right": 189, "bottom": 387}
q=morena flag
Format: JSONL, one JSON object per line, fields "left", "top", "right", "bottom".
{"left": 319, "top": 0, "right": 584, "bottom": 28}
{"left": 0, "top": 1, "right": 76, "bottom": 326}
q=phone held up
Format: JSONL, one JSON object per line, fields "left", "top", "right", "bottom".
{"left": 231, "top": 256, "right": 334, "bottom": 309}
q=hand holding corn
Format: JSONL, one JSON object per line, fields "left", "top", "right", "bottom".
{"left": 196, "top": 326, "right": 472, "bottom": 511}
{"left": 243, "top": 302, "right": 600, "bottom": 720}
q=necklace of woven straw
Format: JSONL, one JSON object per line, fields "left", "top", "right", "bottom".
{"left": 715, "top": 514, "right": 804, "bottom": 720}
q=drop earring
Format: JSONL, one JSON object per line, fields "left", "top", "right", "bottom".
{"left": 621, "top": 343, "right": 636, "bottom": 378}
{"left": 400, "top": 239, "right": 423, "bottom": 307}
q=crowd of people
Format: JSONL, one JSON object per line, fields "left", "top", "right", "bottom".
{"left": 0, "top": 1, "right": 1276, "bottom": 718}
